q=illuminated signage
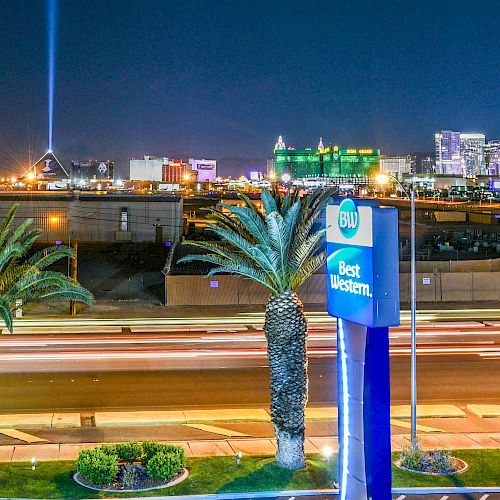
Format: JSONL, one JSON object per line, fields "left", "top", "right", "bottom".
{"left": 326, "top": 198, "right": 399, "bottom": 327}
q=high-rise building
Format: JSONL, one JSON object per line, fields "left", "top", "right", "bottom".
{"left": 269, "top": 137, "right": 380, "bottom": 182}
{"left": 485, "top": 140, "right": 500, "bottom": 176}
{"left": 129, "top": 156, "right": 166, "bottom": 181}
{"left": 189, "top": 158, "right": 217, "bottom": 182}
{"left": 379, "top": 155, "right": 415, "bottom": 179}
{"left": 460, "top": 133, "right": 485, "bottom": 176}
{"left": 162, "top": 160, "right": 189, "bottom": 183}
{"left": 71, "top": 160, "right": 114, "bottom": 182}
{"left": 435, "top": 131, "right": 485, "bottom": 176}
{"left": 416, "top": 154, "right": 435, "bottom": 174}
{"left": 435, "top": 131, "right": 461, "bottom": 175}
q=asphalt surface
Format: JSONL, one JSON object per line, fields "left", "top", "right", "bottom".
{"left": 0, "top": 352, "right": 498, "bottom": 413}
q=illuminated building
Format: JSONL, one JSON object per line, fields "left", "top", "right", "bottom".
{"left": 130, "top": 156, "right": 165, "bottom": 181}
{"left": 163, "top": 160, "right": 189, "bottom": 183}
{"left": 268, "top": 137, "right": 381, "bottom": 182}
{"left": 485, "top": 140, "right": 500, "bottom": 176}
{"left": 189, "top": 158, "right": 216, "bottom": 182}
{"left": 435, "top": 131, "right": 485, "bottom": 176}
{"left": 71, "top": 160, "right": 114, "bottom": 182}
{"left": 460, "top": 133, "right": 485, "bottom": 176}
{"left": 379, "top": 155, "right": 415, "bottom": 179}
{"left": 435, "top": 131, "right": 461, "bottom": 175}
{"left": 23, "top": 151, "right": 69, "bottom": 181}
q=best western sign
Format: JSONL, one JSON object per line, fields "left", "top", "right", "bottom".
{"left": 326, "top": 198, "right": 399, "bottom": 327}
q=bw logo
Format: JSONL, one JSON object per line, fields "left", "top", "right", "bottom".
{"left": 338, "top": 199, "right": 359, "bottom": 238}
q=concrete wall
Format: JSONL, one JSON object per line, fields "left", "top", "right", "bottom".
{"left": 166, "top": 271, "right": 500, "bottom": 305}
{"left": 0, "top": 192, "right": 183, "bottom": 244}
{"left": 399, "top": 258, "right": 500, "bottom": 273}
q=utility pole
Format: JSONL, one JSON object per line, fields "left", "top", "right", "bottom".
{"left": 69, "top": 239, "right": 78, "bottom": 316}
{"left": 410, "top": 185, "right": 417, "bottom": 447}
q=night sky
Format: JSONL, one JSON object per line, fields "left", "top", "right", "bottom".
{"left": 0, "top": 0, "right": 499, "bottom": 176}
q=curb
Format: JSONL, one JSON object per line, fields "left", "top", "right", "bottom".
{"left": 393, "top": 486, "right": 500, "bottom": 494}
{"left": 2, "top": 486, "right": 500, "bottom": 499}
{"left": 101, "top": 491, "right": 338, "bottom": 500}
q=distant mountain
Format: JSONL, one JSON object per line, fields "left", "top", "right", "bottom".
{"left": 216, "top": 157, "right": 267, "bottom": 178}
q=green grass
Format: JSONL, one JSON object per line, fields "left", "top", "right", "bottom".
{"left": 0, "top": 450, "right": 498, "bottom": 498}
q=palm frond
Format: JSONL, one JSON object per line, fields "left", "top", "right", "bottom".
{"left": 178, "top": 186, "right": 335, "bottom": 297}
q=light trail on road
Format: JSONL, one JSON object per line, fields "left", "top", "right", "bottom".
{"left": 7, "top": 308, "right": 500, "bottom": 330}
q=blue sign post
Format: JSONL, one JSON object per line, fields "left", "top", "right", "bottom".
{"left": 327, "top": 198, "right": 399, "bottom": 500}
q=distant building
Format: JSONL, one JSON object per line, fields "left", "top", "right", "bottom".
{"left": 0, "top": 192, "right": 183, "bottom": 244}
{"left": 129, "top": 156, "right": 166, "bottom": 181}
{"left": 269, "top": 136, "right": 380, "bottom": 182}
{"left": 435, "top": 131, "right": 461, "bottom": 175}
{"left": 435, "top": 131, "right": 485, "bottom": 176}
{"left": 71, "top": 160, "right": 114, "bottom": 182}
{"left": 23, "top": 151, "right": 69, "bottom": 181}
{"left": 189, "top": 158, "right": 216, "bottom": 182}
{"left": 163, "top": 160, "right": 189, "bottom": 183}
{"left": 417, "top": 155, "right": 435, "bottom": 174}
{"left": 379, "top": 155, "right": 415, "bottom": 179}
{"left": 485, "top": 140, "right": 500, "bottom": 176}
{"left": 460, "top": 133, "right": 486, "bottom": 176}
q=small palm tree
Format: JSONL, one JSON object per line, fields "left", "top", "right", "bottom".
{"left": 0, "top": 204, "right": 94, "bottom": 331}
{"left": 179, "top": 187, "right": 336, "bottom": 469}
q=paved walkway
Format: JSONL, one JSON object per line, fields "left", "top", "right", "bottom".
{"left": 0, "top": 432, "right": 499, "bottom": 463}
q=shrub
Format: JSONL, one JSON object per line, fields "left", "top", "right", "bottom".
{"left": 114, "top": 441, "right": 143, "bottom": 462}
{"left": 77, "top": 448, "right": 119, "bottom": 485}
{"left": 142, "top": 441, "right": 185, "bottom": 466}
{"left": 399, "top": 441, "right": 426, "bottom": 472}
{"left": 147, "top": 451, "right": 183, "bottom": 481}
{"left": 399, "top": 440, "right": 455, "bottom": 473}
{"left": 100, "top": 443, "right": 117, "bottom": 456}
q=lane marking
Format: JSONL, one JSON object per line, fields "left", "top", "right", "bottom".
{"left": 0, "top": 429, "right": 47, "bottom": 443}
{"left": 395, "top": 496, "right": 406, "bottom": 500}
{"left": 390, "top": 419, "right": 444, "bottom": 433}
{"left": 439, "top": 496, "right": 449, "bottom": 500}
{"left": 183, "top": 423, "right": 250, "bottom": 437}
{"left": 479, "top": 495, "right": 489, "bottom": 500}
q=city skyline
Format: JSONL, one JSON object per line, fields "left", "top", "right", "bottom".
{"left": 0, "top": 0, "right": 499, "bottom": 176}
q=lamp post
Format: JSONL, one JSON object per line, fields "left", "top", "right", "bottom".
{"left": 376, "top": 173, "right": 418, "bottom": 447}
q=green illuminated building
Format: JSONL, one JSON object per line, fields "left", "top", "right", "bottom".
{"left": 268, "top": 136, "right": 381, "bottom": 182}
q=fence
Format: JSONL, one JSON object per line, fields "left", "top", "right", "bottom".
{"left": 166, "top": 270, "right": 500, "bottom": 306}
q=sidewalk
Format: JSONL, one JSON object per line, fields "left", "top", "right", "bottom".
{"left": 1, "top": 432, "right": 499, "bottom": 463}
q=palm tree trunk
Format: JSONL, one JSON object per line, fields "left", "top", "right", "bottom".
{"left": 264, "top": 289, "right": 308, "bottom": 470}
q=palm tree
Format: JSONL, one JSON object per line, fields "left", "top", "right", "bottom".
{"left": 178, "top": 187, "right": 336, "bottom": 469}
{"left": 0, "top": 204, "right": 94, "bottom": 332}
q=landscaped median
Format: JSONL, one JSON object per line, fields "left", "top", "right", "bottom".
{"left": 0, "top": 450, "right": 497, "bottom": 498}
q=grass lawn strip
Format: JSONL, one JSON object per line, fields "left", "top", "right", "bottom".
{"left": 0, "top": 450, "right": 497, "bottom": 499}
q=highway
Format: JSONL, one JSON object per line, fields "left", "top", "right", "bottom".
{"left": 0, "top": 313, "right": 498, "bottom": 413}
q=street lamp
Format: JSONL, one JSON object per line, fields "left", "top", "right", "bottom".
{"left": 376, "top": 173, "right": 418, "bottom": 447}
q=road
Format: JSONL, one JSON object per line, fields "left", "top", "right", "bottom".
{"left": 0, "top": 318, "right": 498, "bottom": 412}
